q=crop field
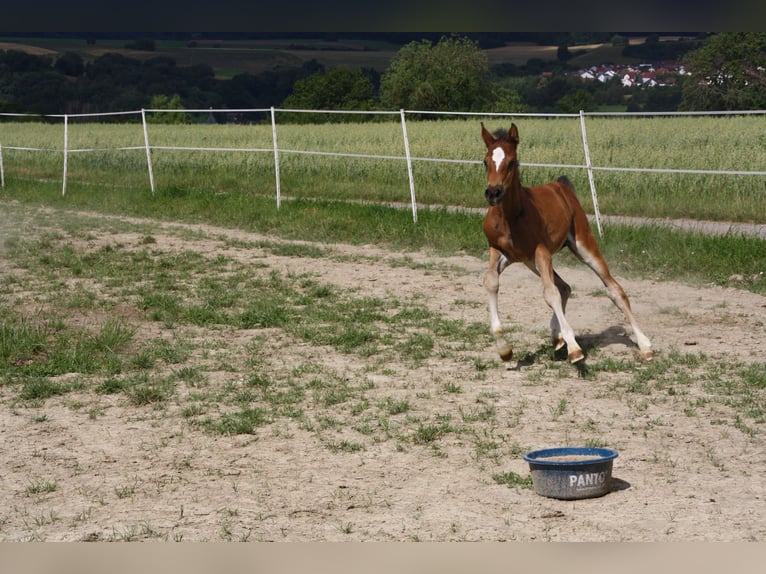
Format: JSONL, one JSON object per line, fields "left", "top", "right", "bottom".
{"left": 1, "top": 114, "right": 765, "bottom": 223}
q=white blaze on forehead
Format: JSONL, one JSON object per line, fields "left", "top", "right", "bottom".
{"left": 491, "top": 147, "right": 505, "bottom": 171}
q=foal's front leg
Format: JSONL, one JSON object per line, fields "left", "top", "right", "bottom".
{"left": 484, "top": 247, "right": 513, "bottom": 362}
{"left": 550, "top": 270, "right": 572, "bottom": 352}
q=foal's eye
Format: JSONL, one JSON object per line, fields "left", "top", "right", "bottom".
{"left": 483, "top": 159, "right": 488, "bottom": 167}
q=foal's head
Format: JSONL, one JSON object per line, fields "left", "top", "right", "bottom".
{"left": 481, "top": 122, "right": 519, "bottom": 206}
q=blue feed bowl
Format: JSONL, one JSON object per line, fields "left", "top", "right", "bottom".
{"left": 523, "top": 447, "right": 618, "bottom": 500}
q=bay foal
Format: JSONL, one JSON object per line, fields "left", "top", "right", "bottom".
{"left": 480, "top": 122, "right": 652, "bottom": 364}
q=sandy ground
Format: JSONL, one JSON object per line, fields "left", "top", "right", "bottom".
{"left": 1, "top": 208, "right": 765, "bottom": 542}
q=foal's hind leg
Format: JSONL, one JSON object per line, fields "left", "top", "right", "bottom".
{"left": 483, "top": 247, "right": 514, "bottom": 362}
{"left": 569, "top": 236, "right": 653, "bottom": 360}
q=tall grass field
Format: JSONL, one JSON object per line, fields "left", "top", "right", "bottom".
{"left": 1, "top": 114, "right": 765, "bottom": 222}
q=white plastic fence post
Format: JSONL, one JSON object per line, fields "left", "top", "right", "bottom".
{"left": 400, "top": 109, "right": 417, "bottom": 223}
{"left": 579, "top": 110, "right": 603, "bottom": 237}
{"left": 62, "top": 115, "right": 68, "bottom": 196}
{"left": 141, "top": 109, "right": 156, "bottom": 194}
{"left": 0, "top": 144, "right": 4, "bottom": 189}
{"left": 271, "top": 106, "right": 281, "bottom": 208}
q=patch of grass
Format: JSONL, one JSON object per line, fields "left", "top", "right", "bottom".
{"left": 739, "top": 363, "right": 766, "bottom": 389}
{"left": 18, "top": 378, "right": 70, "bottom": 402}
{"left": 326, "top": 439, "right": 365, "bottom": 453}
{"left": 549, "top": 398, "right": 569, "bottom": 420}
{"left": 115, "top": 482, "right": 137, "bottom": 499}
{"left": 175, "top": 366, "right": 208, "bottom": 386}
{"left": 583, "top": 437, "right": 609, "bottom": 448}
{"left": 91, "top": 318, "right": 135, "bottom": 354}
{"left": 238, "top": 298, "right": 290, "bottom": 329}
{"left": 444, "top": 382, "right": 462, "bottom": 394}
{"left": 314, "top": 379, "right": 356, "bottom": 408}
{"left": 413, "top": 417, "right": 459, "bottom": 445}
{"left": 205, "top": 407, "right": 271, "bottom": 435}
{"left": 492, "top": 471, "right": 533, "bottom": 489}
{"left": 703, "top": 360, "right": 766, "bottom": 424}
{"left": 459, "top": 402, "right": 496, "bottom": 424}
{"left": 26, "top": 480, "right": 57, "bottom": 495}
{"left": 382, "top": 397, "right": 411, "bottom": 415}
{"left": 395, "top": 332, "right": 434, "bottom": 363}
{"left": 125, "top": 374, "right": 175, "bottom": 406}
{"left": 0, "top": 314, "right": 49, "bottom": 370}
{"left": 473, "top": 436, "right": 501, "bottom": 462}
{"left": 95, "top": 377, "right": 127, "bottom": 395}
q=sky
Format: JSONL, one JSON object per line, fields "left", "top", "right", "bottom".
{"left": 3, "top": 1, "right": 762, "bottom": 33}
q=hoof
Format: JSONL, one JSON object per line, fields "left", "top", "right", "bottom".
{"left": 553, "top": 336, "right": 566, "bottom": 351}
{"left": 638, "top": 349, "right": 653, "bottom": 361}
{"left": 499, "top": 344, "right": 514, "bottom": 362}
{"left": 568, "top": 349, "right": 585, "bottom": 363}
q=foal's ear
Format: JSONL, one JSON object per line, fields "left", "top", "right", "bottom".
{"left": 509, "top": 123, "right": 520, "bottom": 145}
{"left": 480, "top": 122, "right": 495, "bottom": 147}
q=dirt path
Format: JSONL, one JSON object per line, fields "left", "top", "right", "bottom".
{"left": 1, "top": 207, "right": 765, "bottom": 541}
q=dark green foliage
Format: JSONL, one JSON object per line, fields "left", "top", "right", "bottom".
{"left": 680, "top": 33, "right": 766, "bottom": 111}
{"left": 3, "top": 33, "right": 735, "bottom": 116}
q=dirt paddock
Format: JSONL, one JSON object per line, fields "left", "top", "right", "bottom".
{"left": 1, "top": 208, "right": 765, "bottom": 542}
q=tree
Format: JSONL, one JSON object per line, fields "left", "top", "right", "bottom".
{"left": 281, "top": 67, "right": 376, "bottom": 123}
{"left": 680, "top": 33, "right": 766, "bottom": 110}
{"left": 54, "top": 52, "right": 84, "bottom": 77}
{"left": 7, "top": 70, "right": 72, "bottom": 114}
{"left": 148, "top": 94, "right": 191, "bottom": 124}
{"left": 611, "top": 35, "right": 628, "bottom": 47}
{"left": 557, "top": 89, "right": 593, "bottom": 113}
{"left": 0, "top": 49, "right": 52, "bottom": 74}
{"left": 380, "top": 35, "right": 502, "bottom": 112}
{"left": 519, "top": 74, "right": 583, "bottom": 112}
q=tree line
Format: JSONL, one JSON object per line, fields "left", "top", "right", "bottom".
{"left": 1, "top": 33, "right": 764, "bottom": 120}
{"left": 0, "top": 49, "right": 325, "bottom": 116}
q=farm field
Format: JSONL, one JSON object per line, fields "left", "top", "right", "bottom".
{"left": 0, "top": 202, "right": 764, "bottom": 541}
{"left": 1, "top": 115, "right": 765, "bottom": 223}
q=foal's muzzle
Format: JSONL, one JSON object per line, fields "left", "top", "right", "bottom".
{"left": 485, "top": 185, "right": 504, "bottom": 206}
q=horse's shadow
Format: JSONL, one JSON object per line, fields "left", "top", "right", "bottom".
{"left": 577, "top": 325, "right": 638, "bottom": 355}
{"left": 512, "top": 325, "right": 638, "bottom": 374}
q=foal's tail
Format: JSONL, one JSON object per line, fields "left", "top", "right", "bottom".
{"left": 557, "top": 175, "right": 574, "bottom": 190}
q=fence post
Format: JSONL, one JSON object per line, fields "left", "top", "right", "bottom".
{"left": 62, "top": 115, "right": 68, "bottom": 196}
{"left": 0, "top": 144, "right": 4, "bottom": 189}
{"left": 399, "top": 109, "right": 417, "bottom": 223}
{"left": 579, "top": 110, "right": 602, "bottom": 237}
{"left": 141, "top": 109, "right": 156, "bottom": 194}
{"left": 270, "top": 107, "right": 281, "bottom": 208}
